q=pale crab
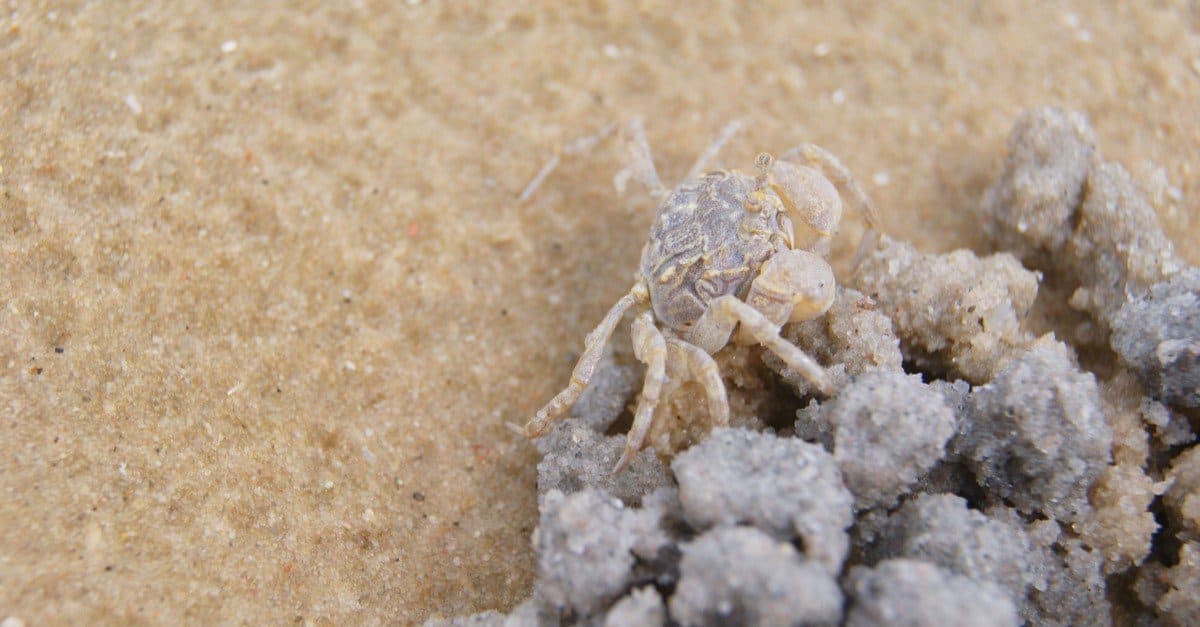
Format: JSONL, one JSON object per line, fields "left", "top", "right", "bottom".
{"left": 524, "top": 119, "right": 878, "bottom": 472}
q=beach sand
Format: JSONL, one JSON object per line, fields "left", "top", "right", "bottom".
{"left": 1, "top": 2, "right": 1197, "bottom": 624}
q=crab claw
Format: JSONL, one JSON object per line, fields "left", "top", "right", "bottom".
{"left": 767, "top": 159, "right": 843, "bottom": 252}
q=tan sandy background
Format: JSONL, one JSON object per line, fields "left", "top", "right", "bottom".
{"left": 1, "top": 2, "right": 1197, "bottom": 624}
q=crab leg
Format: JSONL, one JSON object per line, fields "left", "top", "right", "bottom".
{"left": 613, "top": 311, "right": 669, "bottom": 474}
{"left": 524, "top": 287, "right": 641, "bottom": 438}
{"left": 684, "top": 119, "right": 743, "bottom": 181}
{"left": 668, "top": 338, "right": 729, "bottom": 428}
{"left": 518, "top": 122, "right": 618, "bottom": 202}
{"left": 781, "top": 143, "right": 881, "bottom": 269}
{"left": 615, "top": 116, "right": 666, "bottom": 195}
{"left": 688, "top": 295, "right": 834, "bottom": 396}
{"left": 781, "top": 143, "right": 878, "bottom": 231}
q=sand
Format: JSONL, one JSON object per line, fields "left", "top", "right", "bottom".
{"left": 1, "top": 2, "right": 1197, "bottom": 624}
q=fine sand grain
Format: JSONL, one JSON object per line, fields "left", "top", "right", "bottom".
{"left": 2, "top": 3, "right": 1198, "bottom": 624}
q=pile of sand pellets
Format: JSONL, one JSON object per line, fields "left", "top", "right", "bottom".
{"left": 427, "top": 107, "right": 1199, "bottom": 626}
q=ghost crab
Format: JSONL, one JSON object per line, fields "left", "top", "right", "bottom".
{"left": 524, "top": 120, "right": 878, "bottom": 472}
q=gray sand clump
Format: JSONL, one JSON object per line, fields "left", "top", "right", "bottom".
{"left": 855, "top": 235, "right": 1039, "bottom": 383}
{"left": 669, "top": 526, "right": 842, "bottom": 627}
{"left": 535, "top": 418, "right": 671, "bottom": 507}
{"left": 671, "top": 428, "right": 854, "bottom": 572}
{"left": 531, "top": 488, "right": 672, "bottom": 620}
{"left": 792, "top": 399, "right": 830, "bottom": 447}
{"left": 1066, "top": 161, "right": 1184, "bottom": 324}
{"left": 869, "top": 493, "right": 1042, "bottom": 609}
{"left": 951, "top": 336, "right": 1112, "bottom": 523}
{"left": 423, "top": 610, "right": 509, "bottom": 627}
{"left": 844, "top": 559, "right": 1019, "bottom": 627}
{"left": 977, "top": 106, "right": 1198, "bottom": 626}
{"left": 1100, "top": 371, "right": 1154, "bottom": 467}
{"left": 1075, "top": 463, "right": 1164, "bottom": 574}
{"left": 602, "top": 586, "right": 665, "bottom": 627}
{"left": 1078, "top": 375, "right": 1166, "bottom": 578}
{"left": 424, "top": 600, "right": 545, "bottom": 627}
{"left": 570, "top": 348, "right": 641, "bottom": 432}
{"left": 1026, "top": 521, "right": 1112, "bottom": 627}
{"left": 1165, "top": 444, "right": 1200, "bottom": 544}
{"left": 1103, "top": 368, "right": 1195, "bottom": 461}
{"left": 805, "top": 368, "right": 957, "bottom": 510}
{"left": 1160, "top": 545, "right": 1200, "bottom": 626}
{"left": 1141, "top": 396, "right": 1195, "bottom": 448}
{"left": 1164, "top": 543, "right": 1200, "bottom": 624}
{"left": 928, "top": 378, "right": 973, "bottom": 425}
{"left": 504, "top": 601, "right": 546, "bottom": 627}
{"left": 980, "top": 105, "right": 1185, "bottom": 331}
{"left": 1138, "top": 541, "right": 1200, "bottom": 625}
{"left": 767, "top": 286, "right": 903, "bottom": 396}
{"left": 980, "top": 106, "right": 1097, "bottom": 263}
{"left": 1110, "top": 267, "right": 1200, "bottom": 408}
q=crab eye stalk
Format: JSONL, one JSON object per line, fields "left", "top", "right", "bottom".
{"left": 755, "top": 152, "right": 775, "bottom": 175}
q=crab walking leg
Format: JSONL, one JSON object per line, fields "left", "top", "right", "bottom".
{"left": 517, "top": 153, "right": 561, "bottom": 204}
{"left": 683, "top": 119, "right": 743, "bottom": 181}
{"left": 691, "top": 296, "right": 834, "bottom": 396}
{"left": 618, "top": 116, "right": 666, "bottom": 195}
{"left": 518, "top": 122, "right": 618, "bottom": 202}
{"left": 613, "top": 311, "right": 669, "bottom": 474}
{"left": 781, "top": 143, "right": 882, "bottom": 268}
{"left": 524, "top": 289, "right": 641, "bottom": 438}
{"left": 667, "top": 338, "right": 729, "bottom": 428}
{"left": 781, "top": 143, "right": 878, "bottom": 230}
